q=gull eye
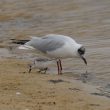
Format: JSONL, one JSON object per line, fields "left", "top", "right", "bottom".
{"left": 78, "top": 47, "right": 85, "bottom": 55}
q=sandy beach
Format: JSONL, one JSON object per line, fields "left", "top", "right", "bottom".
{"left": 0, "top": 58, "right": 110, "bottom": 110}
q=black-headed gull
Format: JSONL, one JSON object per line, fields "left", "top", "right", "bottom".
{"left": 14, "top": 34, "right": 87, "bottom": 74}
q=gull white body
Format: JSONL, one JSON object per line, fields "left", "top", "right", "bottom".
{"left": 19, "top": 34, "right": 82, "bottom": 59}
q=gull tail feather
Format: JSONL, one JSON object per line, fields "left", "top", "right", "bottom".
{"left": 18, "top": 45, "right": 35, "bottom": 50}
{"left": 11, "top": 36, "right": 40, "bottom": 50}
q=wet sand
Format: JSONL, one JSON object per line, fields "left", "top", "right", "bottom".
{"left": 0, "top": 58, "right": 110, "bottom": 110}
{"left": 0, "top": 0, "right": 110, "bottom": 109}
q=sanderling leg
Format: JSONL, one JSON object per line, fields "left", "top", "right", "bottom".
{"left": 38, "top": 67, "right": 48, "bottom": 74}
{"left": 43, "top": 67, "right": 48, "bottom": 74}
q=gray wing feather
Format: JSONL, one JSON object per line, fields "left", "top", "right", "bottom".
{"left": 26, "top": 36, "right": 65, "bottom": 53}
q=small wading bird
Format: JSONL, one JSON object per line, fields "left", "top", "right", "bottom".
{"left": 12, "top": 34, "right": 87, "bottom": 75}
{"left": 28, "top": 58, "right": 53, "bottom": 74}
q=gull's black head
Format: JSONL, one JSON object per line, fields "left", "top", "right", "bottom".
{"left": 78, "top": 46, "right": 87, "bottom": 65}
{"left": 78, "top": 46, "right": 85, "bottom": 55}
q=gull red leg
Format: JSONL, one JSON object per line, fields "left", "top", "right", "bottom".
{"left": 59, "top": 59, "right": 62, "bottom": 70}
{"left": 58, "top": 59, "right": 62, "bottom": 75}
{"left": 57, "top": 61, "right": 60, "bottom": 75}
{"left": 58, "top": 59, "right": 62, "bottom": 74}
